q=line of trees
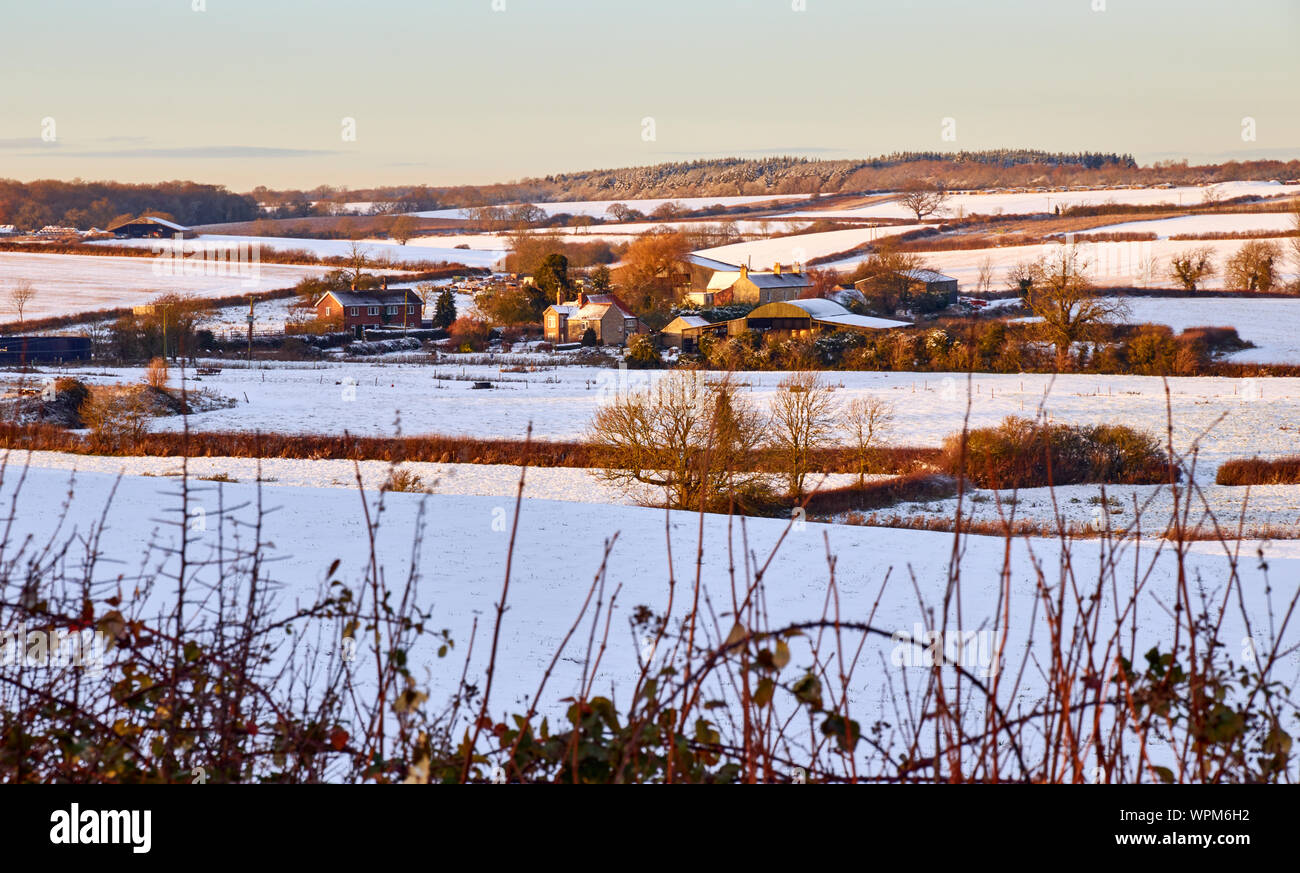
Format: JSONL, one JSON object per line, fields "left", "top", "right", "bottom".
{"left": 589, "top": 371, "right": 895, "bottom": 510}
{"left": 0, "top": 179, "right": 257, "bottom": 231}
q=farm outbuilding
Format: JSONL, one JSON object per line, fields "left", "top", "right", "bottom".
{"left": 854, "top": 269, "right": 959, "bottom": 307}
{"left": 660, "top": 315, "right": 712, "bottom": 352}
{"left": 741, "top": 299, "right": 910, "bottom": 337}
{"left": 107, "top": 215, "right": 196, "bottom": 239}
{"left": 0, "top": 335, "right": 92, "bottom": 365}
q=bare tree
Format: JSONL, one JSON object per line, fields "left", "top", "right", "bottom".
{"left": 1025, "top": 244, "right": 1129, "bottom": 368}
{"left": 1167, "top": 247, "right": 1216, "bottom": 292}
{"left": 1289, "top": 204, "right": 1300, "bottom": 282}
{"left": 8, "top": 280, "right": 35, "bottom": 324}
{"left": 976, "top": 256, "right": 995, "bottom": 296}
{"left": 896, "top": 180, "right": 950, "bottom": 222}
{"left": 1136, "top": 252, "right": 1161, "bottom": 288}
{"left": 588, "top": 371, "right": 768, "bottom": 511}
{"left": 842, "top": 396, "right": 895, "bottom": 486}
{"left": 770, "top": 371, "right": 840, "bottom": 499}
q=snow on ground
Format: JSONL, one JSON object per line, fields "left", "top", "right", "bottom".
{"left": 847, "top": 479, "right": 1300, "bottom": 542}
{"left": 5, "top": 462, "right": 1299, "bottom": 739}
{"left": 1102, "top": 296, "right": 1300, "bottom": 364}
{"left": 0, "top": 251, "right": 324, "bottom": 323}
{"left": 784, "top": 181, "right": 1300, "bottom": 221}
{"left": 1073, "top": 212, "right": 1298, "bottom": 239}
{"left": 32, "top": 362, "right": 1300, "bottom": 475}
{"left": 818, "top": 235, "right": 1297, "bottom": 290}
{"left": 0, "top": 450, "right": 859, "bottom": 507}
{"left": 92, "top": 234, "right": 504, "bottom": 269}
{"left": 694, "top": 224, "right": 923, "bottom": 268}
{"left": 410, "top": 195, "right": 810, "bottom": 220}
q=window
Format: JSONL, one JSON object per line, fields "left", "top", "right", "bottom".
{"left": 386, "top": 305, "right": 398, "bottom": 315}
{"left": 368, "top": 306, "right": 379, "bottom": 316}
{"left": 350, "top": 307, "right": 360, "bottom": 316}
{"left": 324, "top": 306, "right": 332, "bottom": 316}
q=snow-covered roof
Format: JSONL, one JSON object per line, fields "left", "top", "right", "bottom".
{"left": 317, "top": 289, "right": 420, "bottom": 308}
{"left": 550, "top": 293, "right": 639, "bottom": 320}
{"left": 686, "top": 253, "right": 740, "bottom": 271}
{"left": 899, "top": 268, "right": 956, "bottom": 284}
{"left": 663, "top": 315, "right": 710, "bottom": 330}
{"left": 707, "top": 270, "right": 812, "bottom": 291}
{"left": 140, "top": 215, "right": 191, "bottom": 232}
{"left": 752, "top": 298, "right": 910, "bottom": 330}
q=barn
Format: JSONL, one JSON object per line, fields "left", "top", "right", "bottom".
{"left": 0, "top": 335, "right": 92, "bottom": 365}
{"left": 741, "top": 299, "right": 910, "bottom": 337}
{"left": 107, "top": 215, "right": 196, "bottom": 239}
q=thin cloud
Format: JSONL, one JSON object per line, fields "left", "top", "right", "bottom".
{"left": 44, "top": 145, "right": 339, "bottom": 160}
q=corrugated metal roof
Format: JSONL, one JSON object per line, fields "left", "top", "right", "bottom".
{"left": 899, "top": 268, "right": 957, "bottom": 283}
{"left": 686, "top": 253, "right": 741, "bottom": 271}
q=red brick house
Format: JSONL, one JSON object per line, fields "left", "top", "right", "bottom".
{"left": 315, "top": 288, "right": 423, "bottom": 335}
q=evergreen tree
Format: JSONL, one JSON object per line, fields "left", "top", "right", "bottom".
{"left": 433, "top": 289, "right": 458, "bottom": 329}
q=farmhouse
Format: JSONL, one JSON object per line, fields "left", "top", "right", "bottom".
{"left": 544, "top": 292, "right": 644, "bottom": 346}
{"left": 107, "top": 215, "right": 196, "bottom": 239}
{"left": 696, "top": 263, "right": 811, "bottom": 307}
{"left": 315, "top": 288, "right": 422, "bottom": 335}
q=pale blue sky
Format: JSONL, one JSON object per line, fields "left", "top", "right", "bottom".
{"left": 1, "top": 0, "right": 1296, "bottom": 190}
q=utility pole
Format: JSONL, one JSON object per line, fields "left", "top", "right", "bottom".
{"left": 247, "top": 295, "right": 255, "bottom": 367}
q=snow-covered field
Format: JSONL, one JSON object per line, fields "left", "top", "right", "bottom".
{"left": 819, "top": 235, "right": 1298, "bottom": 290}
{"left": 30, "top": 362, "right": 1300, "bottom": 476}
{"left": 1077, "top": 211, "right": 1298, "bottom": 239}
{"left": 1099, "top": 296, "right": 1300, "bottom": 364}
{"left": 92, "top": 234, "right": 504, "bottom": 269}
{"left": 5, "top": 461, "right": 1298, "bottom": 733}
{"left": 785, "top": 181, "right": 1300, "bottom": 221}
{"left": 694, "top": 224, "right": 923, "bottom": 267}
{"left": 0, "top": 251, "right": 324, "bottom": 323}
{"left": 410, "top": 195, "right": 810, "bottom": 220}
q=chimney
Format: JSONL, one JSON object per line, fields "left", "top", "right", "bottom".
{"left": 740, "top": 264, "right": 748, "bottom": 279}
{"left": 557, "top": 290, "right": 563, "bottom": 306}
{"left": 578, "top": 292, "right": 588, "bottom": 307}
{"left": 773, "top": 262, "right": 782, "bottom": 276}
{"left": 382, "top": 276, "right": 388, "bottom": 291}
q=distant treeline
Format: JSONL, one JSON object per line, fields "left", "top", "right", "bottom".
{"left": 0, "top": 179, "right": 258, "bottom": 231}
{"left": 268, "top": 153, "right": 1300, "bottom": 212}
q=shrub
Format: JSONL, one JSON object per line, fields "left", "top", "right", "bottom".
{"left": 446, "top": 317, "right": 491, "bottom": 353}
{"left": 1216, "top": 456, "right": 1300, "bottom": 486}
{"left": 624, "top": 333, "right": 661, "bottom": 368}
{"left": 942, "top": 416, "right": 1173, "bottom": 489}
{"left": 580, "top": 327, "right": 598, "bottom": 347}
{"left": 80, "top": 387, "right": 152, "bottom": 452}
{"left": 144, "top": 357, "right": 169, "bottom": 390}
